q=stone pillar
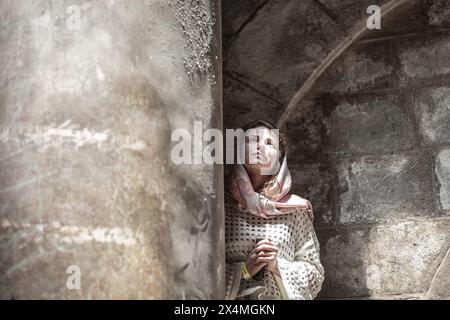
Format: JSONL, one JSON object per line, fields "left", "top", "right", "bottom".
{"left": 0, "top": 0, "right": 223, "bottom": 299}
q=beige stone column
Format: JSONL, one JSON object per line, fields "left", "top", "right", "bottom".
{"left": 0, "top": 0, "right": 223, "bottom": 299}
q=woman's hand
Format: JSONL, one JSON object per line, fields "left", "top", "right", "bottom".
{"left": 254, "top": 238, "right": 280, "bottom": 275}
{"left": 244, "top": 247, "right": 268, "bottom": 277}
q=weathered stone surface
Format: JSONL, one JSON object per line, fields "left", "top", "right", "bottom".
{"left": 290, "top": 162, "right": 335, "bottom": 229}
{"left": 427, "top": 247, "right": 450, "bottom": 299}
{"left": 225, "top": 0, "right": 345, "bottom": 104}
{"left": 413, "top": 86, "right": 450, "bottom": 146}
{"left": 436, "top": 149, "right": 450, "bottom": 211}
{"left": 222, "top": 0, "right": 450, "bottom": 300}
{"left": 284, "top": 100, "right": 324, "bottom": 162}
{"left": 222, "top": 0, "right": 267, "bottom": 37}
{"left": 370, "top": 220, "right": 450, "bottom": 296}
{"left": 222, "top": 0, "right": 268, "bottom": 54}
{"left": 318, "top": 41, "right": 395, "bottom": 94}
{"left": 317, "top": 0, "right": 390, "bottom": 30}
{"left": 0, "top": 0, "right": 223, "bottom": 299}
{"left": 336, "top": 152, "right": 435, "bottom": 224}
{"left": 317, "top": 228, "right": 371, "bottom": 298}
{"left": 324, "top": 94, "right": 416, "bottom": 154}
{"left": 223, "top": 76, "right": 282, "bottom": 129}
{"left": 319, "top": 219, "right": 450, "bottom": 298}
{"left": 397, "top": 33, "right": 450, "bottom": 85}
{"left": 362, "top": 0, "right": 428, "bottom": 40}
{"left": 428, "top": 0, "right": 450, "bottom": 27}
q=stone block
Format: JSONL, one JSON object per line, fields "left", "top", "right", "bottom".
{"left": 413, "top": 86, "right": 450, "bottom": 146}
{"left": 397, "top": 33, "right": 450, "bottom": 85}
{"left": 428, "top": 0, "right": 450, "bottom": 27}
{"left": 435, "top": 148, "right": 450, "bottom": 211}
{"left": 284, "top": 100, "right": 324, "bottom": 162}
{"left": 290, "top": 162, "right": 335, "bottom": 228}
{"left": 324, "top": 94, "right": 416, "bottom": 154}
{"left": 336, "top": 152, "right": 434, "bottom": 224}
{"left": 318, "top": 219, "right": 450, "bottom": 298}
{"left": 370, "top": 220, "right": 450, "bottom": 296}
{"left": 318, "top": 41, "right": 395, "bottom": 94}
{"left": 317, "top": 228, "right": 371, "bottom": 298}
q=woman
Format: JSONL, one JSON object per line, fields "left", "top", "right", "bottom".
{"left": 225, "top": 120, "right": 324, "bottom": 300}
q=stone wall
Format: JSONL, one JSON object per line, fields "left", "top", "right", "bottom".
{"left": 0, "top": 0, "right": 223, "bottom": 299}
{"left": 223, "top": 0, "right": 450, "bottom": 299}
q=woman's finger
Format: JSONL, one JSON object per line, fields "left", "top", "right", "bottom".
{"left": 250, "top": 250, "right": 259, "bottom": 260}
{"left": 256, "top": 243, "right": 278, "bottom": 252}
{"left": 255, "top": 261, "right": 268, "bottom": 267}
{"left": 252, "top": 263, "right": 268, "bottom": 275}
{"left": 256, "top": 243, "right": 278, "bottom": 251}
{"left": 255, "top": 244, "right": 278, "bottom": 253}
{"left": 256, "top": 256, "right": 277, "bottom": 263}
{"left": 256, "top": 238, "right": 274, "bottom": 246}
{"left": 257, "top": 251, "right": 277, "bottom": 258}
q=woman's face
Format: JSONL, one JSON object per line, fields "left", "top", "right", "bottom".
{"left": 243, "top": 126, "right": 280, "bottom": 175}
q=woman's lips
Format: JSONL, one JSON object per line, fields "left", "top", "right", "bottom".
{"left": 249, "top": 152, "right": 267, "bottom": 164}
{"left": 250, "top": 153, "right": 264, "bottom": 160}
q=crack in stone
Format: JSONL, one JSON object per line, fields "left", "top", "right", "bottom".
{"left": 224, "top": 71, "right": 284, "bottom": 107}
{"left": 225, "top": 0, "right": 271, "bottom": 51}
{"left": 234, "top": 0, "right": 270, "bottom": 38}
{"left": 313, "top": 0, "right": 348, "bottom": 32}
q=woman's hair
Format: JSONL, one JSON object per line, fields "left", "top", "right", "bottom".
{"left": 242, "top": 119, "right": 287, "bottom": 159}
{"left": 241, "top": 119, "right": 288, "bottom": 195}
